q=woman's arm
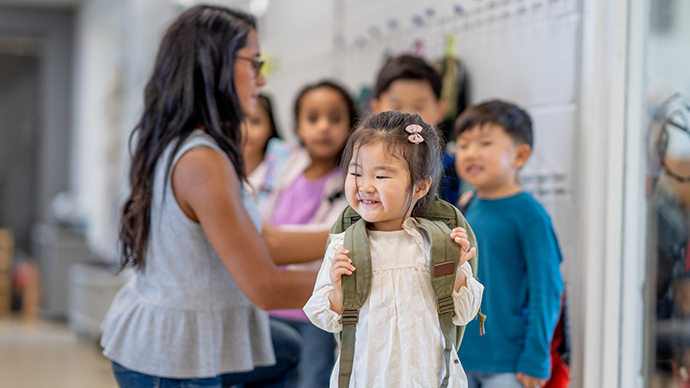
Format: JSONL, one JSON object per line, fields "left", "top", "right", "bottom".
{"left": 172, "top": 147, "right": 316, "bottom": 311}
{"left": 262, "top": 225, "right": 330, "bottom": 265}
{"left": 261, "top": 185, "right": 346, "bottom": 265}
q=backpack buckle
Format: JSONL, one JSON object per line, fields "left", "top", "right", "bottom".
{"left": 437, "top": 296, "right": 454, "bottom": 315}
{"left": 341, "top": 309, "right": 359, "bottom": 324}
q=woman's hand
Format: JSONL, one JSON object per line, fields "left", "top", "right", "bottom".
{"left": 328, "top": 249, "right": 353, "bottom": 314}
{"left": 516, "top": 372, "right": 547, "bottom": 388}
{"left": 451, "top": 227, "right": 476, "bottom": 291}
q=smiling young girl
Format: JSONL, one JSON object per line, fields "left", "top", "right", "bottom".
{"left": 304, "top": 111, "right": 483, "bottom": 388}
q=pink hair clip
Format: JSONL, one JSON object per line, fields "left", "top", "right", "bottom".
{"left": 405, "top": 124, "right": 424, "bottom": 144}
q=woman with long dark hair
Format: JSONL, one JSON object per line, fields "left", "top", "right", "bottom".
{"left": 100, "top": 5, "right": 316, "bottom": 387}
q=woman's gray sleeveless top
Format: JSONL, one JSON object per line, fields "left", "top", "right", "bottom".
{"left": 100, "top": 130, "right": 274, "bottom": 378}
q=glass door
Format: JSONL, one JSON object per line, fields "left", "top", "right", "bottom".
{"left": 645, "top": 1, "right": 690, "bottom": 387}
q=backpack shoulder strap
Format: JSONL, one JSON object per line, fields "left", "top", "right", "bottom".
{"left": 416, "top": 217, "right": 460, "bottom": 388}
{"left": 426, "top": 199, "right": 485, "bottom": 337}
{"left": 423, "top": 198, "right": 479, "bottom": 283}
{"left": 341, "top": 218, "right": 372, "bottom": 311}
{"left": 327, "top": 206, "right": 361, "bottom": 247}
{"left": 436, "top": 199, "right": 486, "bottom": 338}
{"left": 338, "top": 217, "right": 371, "bottom": 388}
{"left": 417, "top": 198, "right": 486, "bottom": 388}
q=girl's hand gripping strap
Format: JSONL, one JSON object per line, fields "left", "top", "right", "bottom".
{"left": 425, "top": 198, "right": 485, "bottom": 337}
{"left": 338, "top": 218, "right": 371, "bottom": 388}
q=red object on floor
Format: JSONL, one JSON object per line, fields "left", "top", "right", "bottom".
{"left": 543, "top": 294, "right": 570, "bottom": 388}
{"left": 543, "top": 347, "right": 570, "bottom": 388}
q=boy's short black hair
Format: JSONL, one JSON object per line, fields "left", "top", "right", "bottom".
{"left": 454, "top": 100, "right": 533, "bottom": 148}
{"left": 373, "top": 55, "right": 442, "bottom": 100}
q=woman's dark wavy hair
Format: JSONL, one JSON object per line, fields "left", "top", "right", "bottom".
{"left": 119, "top": 5, "right": 256, "bottom": 271}
{"left": 341, "top": 111, "right": 442, "bottom": 218}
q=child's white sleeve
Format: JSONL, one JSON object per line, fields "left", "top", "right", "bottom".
{"left": 303, "top": 233, "right": 345, "bottom": 333}
{"left": 452, "top": 261, "right": 484, "bottom": 326}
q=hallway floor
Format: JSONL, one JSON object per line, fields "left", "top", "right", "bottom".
{"left": 0, "top": 315, "right": 117, "bottom": 388}
{"left": 2, "top": 313, "right": 689, "bottom": 388}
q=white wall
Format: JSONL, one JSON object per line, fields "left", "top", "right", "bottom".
{"left": 72, "top": 0, "right": 124, "bottom": 260}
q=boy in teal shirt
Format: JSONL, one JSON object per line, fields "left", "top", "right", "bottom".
{"left": 454, "top": 100, "right": 563, "bottom": 388}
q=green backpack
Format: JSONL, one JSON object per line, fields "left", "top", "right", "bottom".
{"left": 328, "top": 197, "right": 485, "bottom": 388}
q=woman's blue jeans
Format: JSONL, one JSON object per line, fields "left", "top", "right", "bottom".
{"left": 111, "top": 320, "right": 301, "bottom": 388}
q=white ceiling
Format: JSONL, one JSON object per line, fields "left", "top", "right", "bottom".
{"left": 0, "top": 0, "right": 82, "bottom": 7}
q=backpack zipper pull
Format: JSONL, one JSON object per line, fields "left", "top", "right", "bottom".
{"left": 477, "top": 309, "right": 486, "bottom": 336}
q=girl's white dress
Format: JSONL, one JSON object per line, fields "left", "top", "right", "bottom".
{"left": 303, "top": 218, "right": 484, "bottom": 388}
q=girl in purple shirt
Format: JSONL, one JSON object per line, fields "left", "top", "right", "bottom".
{"left": 249, "top": 80, "right": 358, "bottom": 388}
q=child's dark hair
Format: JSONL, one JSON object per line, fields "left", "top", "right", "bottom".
{"left": 454, "top": 100, "right": 533, "bottom": 148}
{"left": 293, "top": 80, "right": 359, "bottom": 131}
{"left": 257, "top": 94, "right": 280, "bottom": 151}
{"left": 342, "top": 111, "right": 442, "bottom": 217}
{"left": 373, "top": 55, "right": 442, "bottom": 100}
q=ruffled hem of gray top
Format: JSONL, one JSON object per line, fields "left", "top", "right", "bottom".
{"left": 100, "top": 281, "right": 275, "bottom": 378}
